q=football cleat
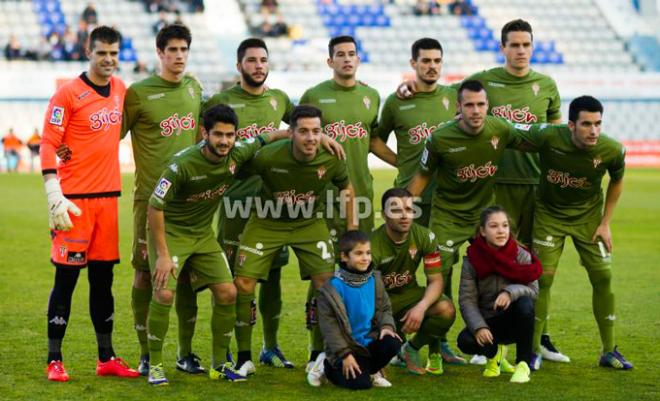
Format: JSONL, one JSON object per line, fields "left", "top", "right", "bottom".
{"left": 389, "top": 354, "right": 406, "bottom": 367}
{"left": 510, "top": 361, "right": 531, "bottom": 383}
{"left": 137, "top": 355, "right": 149, "bottom": 377}
{"left": 306, "top": 352, "right": 326, "bottom": 387}
{"left": 176, "top": 353, "right": 206, "bottom": 374}
{"left": 469, "top": 354, "right": 487, "bottom": 365}
{"left": 441, "top": 342, "right": 467, "bottom": 365}
{"left": 236, "top": 360, "right": 256, "bottom": 377}
{"left": 47, "top": 360, "right": 70, "bottom": 382}
{"left": 483, "top": 345, "right": 503, "bottom": 378}
{"left": 371, "top": 370, "right": 392, "bottom": 387}
{"left": 96, "top": 357, "right": 140, "bottom": 378}
{"left": 500, "top": 345, "right": 515, "bottom": 374}
{"left": 209, "top": 362, "right": 248, "bottom": 382}
{"left": 540, "top": 334, "right": 571, "bottom": 362}
{"left": 425, "top": 353, "right": 443, "bottom": 375}
{"left": 530, "top": 353, "right": 542, "bottom": 371}
{"left": 599, "top": 346, "right": 633, "bottom": 370}
{"left": 148, "top": 363, "right": 168, "bottom": 386}
{"left": 259, "top": 346, "right": 294, "bottom": 368}
{"left": 400, "top": 342, "right": 425, "bottom": 375}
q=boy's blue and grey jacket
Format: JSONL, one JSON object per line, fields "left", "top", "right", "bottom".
{"left": 318, "top": 271, "right": 396, "bottom": 366}
{"left": 459, "top": 245, "right": 539, "bottom": 335}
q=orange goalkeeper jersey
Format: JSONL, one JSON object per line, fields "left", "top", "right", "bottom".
{"left": 41, "top": 74, "right": 126, "bottom": 197}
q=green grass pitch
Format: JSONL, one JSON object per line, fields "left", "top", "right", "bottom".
{"left": 0, "top": 169, "right": 658, "bottom": 401}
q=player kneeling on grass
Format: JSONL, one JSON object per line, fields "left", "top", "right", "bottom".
{"left": 457, "top": 206, "right": 541, "bottom": 383}
{"left": 145, "top": 104, "right": 293, "bottom": 385}
{"left": 310, "top": 230, "right": 403, "bottom": 389}
{"left": 371, "top": 188, "right": 456, "bottom": 376}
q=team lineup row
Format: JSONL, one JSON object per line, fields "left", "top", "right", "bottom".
{"left": 39, "top": 19, "right": 632, "bottom": 387}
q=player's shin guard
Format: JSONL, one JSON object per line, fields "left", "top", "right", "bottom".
{"left": 175, "top": 278, "right": 198, "bottom": 359}
{"left": 306, "top": 286, "right": 324, "bottom": 354}
{"left": 47, "top": 267, "right": 81, "bottom": 362}
{"left": 235, "top": 293, "right": 256, "bottom": 353}
{"left": 259, "top": 268, "right": 282, "bottom": 349}
{"left": 148, "top": 300, "right": 172, "bottom": 367}
{"left": 533, "top": 270, "right": 556, "bottom": 352}
{"left": 588, "top": 268, "right": 615, "bottom": 352}
{"left": 88, "top": 262, "right": 116, "bottom": 362}
{"left": 131, "top": 286, "right": 151, "bottom": 356}
{"left": 211, "top": 300, "right": 236, "bottom": 368}
{"left": 410, "top": 314, "right": 453, "bottom": 349}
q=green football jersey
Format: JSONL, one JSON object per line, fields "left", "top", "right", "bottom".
{"left": 202, "top": 84, "right": 294, "bottom": 201}
{"left": 148, "top": 137, "right": 262, "bottom": 237}
{"left": 122, "top": 74, "right": 203, "bottom": 200}
{"left": 514, "top": 123, "right": 625, "bottom": 223}
{"left": 243, "top": 139, "right": 350, "bottom": 221}
{"left": 467, "top": 67, "right": 561, "bottom": 184}
{"left": 370, "top": 223, "right": 442, "bottom": 294}
{"left": 375, "top": 86, "right": 457, "bottom": 204}
{"left": 420, "top": 116, "right": 522, "bottom": 223}
{"left": 299, "top": 80, "right": 380, "bottom": 201}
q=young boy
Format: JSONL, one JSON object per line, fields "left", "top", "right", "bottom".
{"left": 310, "top": 231, "right": 402, "bottom": 390}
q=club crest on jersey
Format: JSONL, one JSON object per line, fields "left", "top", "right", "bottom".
{"left": 154, "top": 178, "right": 172, "bottom": 198}
{"left": 238, "top": 253, "right": 247, "bottom": 266}
{"left": 363, "top": 96, "right": 371, "bottom": 110}
{"left": 593, "top": 157, "right": 602, "bottom": 168}
{"left": 408, "top": 246, "right": 418, "bottom": 260}
{"left": 229, "top": 162, "right": 236, "bottom": 175}
{"left": 491, "top": 136, "right": 500, "bottom": 150}
{"left": 59, "top": 245, "right": 67, "bottom": 257}
{"left": 442, "top": 96, "right": 450, "bottom": 110}
{"left": 270, "top": 98, "right": 278, "bottom": 111}
{"left": 532, "top": 83, "right": 540, "bottom": 96}
{"left": 50, "top": 106, "right": 65, "bottom": 126}
{"left": 317, "top": 166, "right": 326, "bottom": 179}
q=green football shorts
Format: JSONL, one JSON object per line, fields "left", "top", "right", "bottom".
{"left": 532, "top": 208, "right": 612, "bottom": 273}
{"left": 234, "top": 216, "right": 335, "bottom": 282}
{"left": 148, "top": 231, "right": 233, "bottom": 292}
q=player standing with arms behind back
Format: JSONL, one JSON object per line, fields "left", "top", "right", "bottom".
{"left": 121, "top": 24, "right": 205, "bottom": 376}
{"left": 40, "top": 26, "right": 139, "bottom": 382}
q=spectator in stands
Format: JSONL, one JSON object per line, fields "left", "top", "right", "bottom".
{"left": 76, "top": 19, "right": 90, "bottom": 51}
{"left": 5, "top": 35, "right": 23, "bottom": 60}
{"left": 261, "top": 0, "right": 279, "bottom": 16}
{"left": 35, "top": 36, "right": 52, "bottom": 61}
{"left": 153, "top": 11, "right": 169, "bottom": 35}
{"left": 2, "top": 128, "right": 23, "bottom": 173}
{"left": 82, "top": 2, "right": 98, "bottom": 25}
{"left": 27, "top": 128, "right": 41, "bottom": 173}
{"left": 62, "top": 28, "right": 83, "bottom": 61}
{"left": 413, "top": 0, "right": 440, "bottom": 15}
{"left": 259, "top": 15, "right": 288, "bottom": 38}
{"left": 189, "top": 0, "right": 204, "bottom": 12}
{"left": 449, "top": 0, "right": 473, "bottom": 16}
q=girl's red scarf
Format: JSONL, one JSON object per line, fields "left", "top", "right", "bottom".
{"left": 466, "top": 236, "right": 542, "bottom": 284}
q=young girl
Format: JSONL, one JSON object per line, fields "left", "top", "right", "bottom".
{"left": 309, "top": 230, "right": 402, "bottom": 390}
{"left": 457, "top": 206, "right": 542, "bottom": 383}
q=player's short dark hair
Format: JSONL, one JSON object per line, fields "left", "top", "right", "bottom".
{"left": 290, "top": 105, "right": 322, "bottom": 130}
{"left": 569, "top": 96, "right": 603, "bottom": 123}
{"left": 457, "top": 79, "right": 485, "bottom": 101}
{"left": 89, "top": 26, "right": 121, "bottom": 50}
{"left": 328, "top": 35, "right": 357, "bottom": 57}
{"left": 501, "top": 19, "right": 533, "bottom": 46}
{"left": 237, "top": 38, "right": 268, "bottom": 63}
{"left": 339, "top": 230, "right": 370, "bottom": 256}
{"left": 411, "top": 38, "right": 443, "bottom": 60}
{"left": 381, "top": 187, "right": 413, "bottom": 212}
{"left": 202, "top": 104, "right": 238, "bottom": 132}
{"left": 156, "top": 24, "right": 192, "bottom": 51}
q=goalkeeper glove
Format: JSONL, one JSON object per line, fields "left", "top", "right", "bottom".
{"left": 44, "top": 178, "right": 82, "bottom": 231}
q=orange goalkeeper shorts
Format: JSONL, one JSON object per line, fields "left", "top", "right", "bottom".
{"left": 50, "top": 197, "right": 119, "bottom": 267}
